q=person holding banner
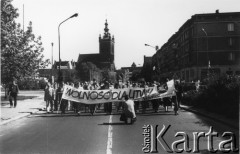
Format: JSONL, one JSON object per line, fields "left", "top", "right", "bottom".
{"left": 103, "top": 80, "right": 112, "bottom": 114}
{"left": 68, "top": 82, "right": 75, "bottom": 111}
{"left": 71, "top": 83, "right": 80, "bottom": 114}
{"left": 82, "top": 82, "right": 89, "bottom": 113}
{"left": 44, "top": 82, "right": 54, "bottom": 113}
{"left": 141, "top": 82, "right": 148, "bottom": 114}
{"left": 76, "top": 83, "right": 84, "bottom": 115}
{"left": 114, "top": 80, "right": 125, "bottom": 112}
{"left": 151, "top": 81, "right": 160, "bottom": 113}
{"left": 53, "top": 82, "right": 58, "bottom": 111}
{"left": 132, "top": 83, "right": 140, "bottom": 113}
{"left": 58, "top": 82, "right": 67, "bottom": 114}
{"left": 89, "top": 79, "right": 100, "bottom": 115}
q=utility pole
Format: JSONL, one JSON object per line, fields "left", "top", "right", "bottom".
{"left": 51, "top": 42, "right": 54, "bottom": 84}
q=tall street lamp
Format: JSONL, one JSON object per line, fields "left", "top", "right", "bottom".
{"left": 51, "top": 42, "right": 54, "bottom": 84}
{"left": 202, "top": 28, "right": 210, "bottom": 68}
{"left": 58, "top": 13, "right": 78, "bottom": 83}
{"left": 202, "top": 28, "right": 210, "bottom": 78}
{"left": 145, "top": 43, "right": 159, "bottom": 81}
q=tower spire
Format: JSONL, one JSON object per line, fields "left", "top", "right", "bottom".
{"left": 104, "top": 19, "right": 110, "bottom": 37}
{"left": 99, "top": 19, "right": 115, "bottom": 64}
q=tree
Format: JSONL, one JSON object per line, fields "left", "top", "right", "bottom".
{"left": 1, "top": 0, "right": 50, "bottom": 86}
{"left": 131, "top": 70, "right": 142, "bottom": 82}
{"left": 75, "top": 61, "right": 101, "bottom": 82}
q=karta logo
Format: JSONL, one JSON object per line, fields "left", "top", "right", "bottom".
{"left": 142, "top": 125, "right": 239, "bottom": 153}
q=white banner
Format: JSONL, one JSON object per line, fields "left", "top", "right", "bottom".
{"left": 137, "top": 80, "right": 176, "bottom": 101}
{"left": 61, "top": 80, "right": 176, "bottom": 104}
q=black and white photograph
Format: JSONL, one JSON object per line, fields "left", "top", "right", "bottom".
{"left": 1, "top": 0, "right": 239, "bottom": 153}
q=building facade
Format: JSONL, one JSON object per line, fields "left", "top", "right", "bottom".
{"left": 39, "top": 20, "right": 116, "bottom": 83}
{"left": 38, "top": 60, "right": 76, "bottom": 83}
{"left": 153, "top": 11, "right": 240, "bottom": 82}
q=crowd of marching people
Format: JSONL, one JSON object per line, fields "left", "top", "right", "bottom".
{"left": 44, "top": 78, "right": 183, "bottom": 116}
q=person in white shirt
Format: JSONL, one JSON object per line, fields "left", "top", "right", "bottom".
{"left": 123, "top": 95, "right": 136, "bottom": 119}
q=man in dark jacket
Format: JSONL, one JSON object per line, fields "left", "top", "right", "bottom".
{"left": 8, "top": 80, "right": 19, "bottom": 108}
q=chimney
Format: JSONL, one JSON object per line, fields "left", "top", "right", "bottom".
{"left": 216, "top": 9, "right": 219, "bottom": 14}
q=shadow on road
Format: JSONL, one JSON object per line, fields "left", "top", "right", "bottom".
{"left": 30, "top": 112, "right": 116, "bottom": 117}
{"left": 98, "top": 122, "right": 126, "bottom": 125}
{"left": 138, "top": 112, "right": 176, "bottom": 116}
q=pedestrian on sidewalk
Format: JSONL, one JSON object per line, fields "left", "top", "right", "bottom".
{"left": 8, "top": 80, "right": 19, "bottom": 108}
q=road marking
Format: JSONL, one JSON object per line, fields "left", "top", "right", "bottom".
{"left": 107, "top": 115, "right": 113, "bottom": 154}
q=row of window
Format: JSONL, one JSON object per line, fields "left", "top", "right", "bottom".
{"left": 178, "top": 68, "right": 239, "bottom": 81}
{"left": 177, "top": 23, "right": 235, "bottom": 44}
{"left": 159, "top": 51, "right": 235, "bottom": 71}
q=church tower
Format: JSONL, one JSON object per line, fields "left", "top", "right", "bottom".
{"left": 99, "top": 20, "right": 115, "bottom": 64}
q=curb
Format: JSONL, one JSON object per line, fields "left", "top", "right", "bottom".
{"left": 0, "top": 108, "right": 41, "bottom": 126}
{"left": 180, "top": 106, "right": 239, "bottom": 130}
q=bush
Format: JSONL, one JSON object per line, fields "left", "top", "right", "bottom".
{"left": 182, "top": 75, "right": 239, "bottom": 119}
{"left": 18, "top": 78, "right": 46, "bottom": 90}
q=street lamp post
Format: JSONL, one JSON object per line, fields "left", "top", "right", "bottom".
{"left": 145, "top": 43, "right": 159, "bottom": 81}
{"left": 51, "top": 42, "right": 54, "bottom": 84}
{"left": 202, "top": 28, "right": 209, "bottom": 67}
{"left": 202, "top": 28, "right": 210, "bottom": 78}
{"left": 58, "top": 13, "right": 78, "bottom": 83}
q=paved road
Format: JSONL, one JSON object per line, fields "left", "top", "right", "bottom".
{"left": 0, "top": 106, "right": 239, "bottom": 154}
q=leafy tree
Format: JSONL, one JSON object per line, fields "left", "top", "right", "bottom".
{"left": 75, "top": 61, "right": 101, "bottom": 82}
{"left": 101, "top": 68, "right": 110, "bottom": 82}
{"left": 131, "top": 70, "right": 141, "bottom": 82}
{"left": 1, "top": 0, "right": 50, "bottom": 86}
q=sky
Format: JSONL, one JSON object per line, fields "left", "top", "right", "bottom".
{"left": 12, "top": 0, "right": 240, "bottom": 69}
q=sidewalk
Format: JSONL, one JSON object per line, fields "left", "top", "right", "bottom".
{"left": 180, "top": 105, "right": 239, "bottom": 130}
{"left": 0, "top": 91, "right": 45, "bottom": 125}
